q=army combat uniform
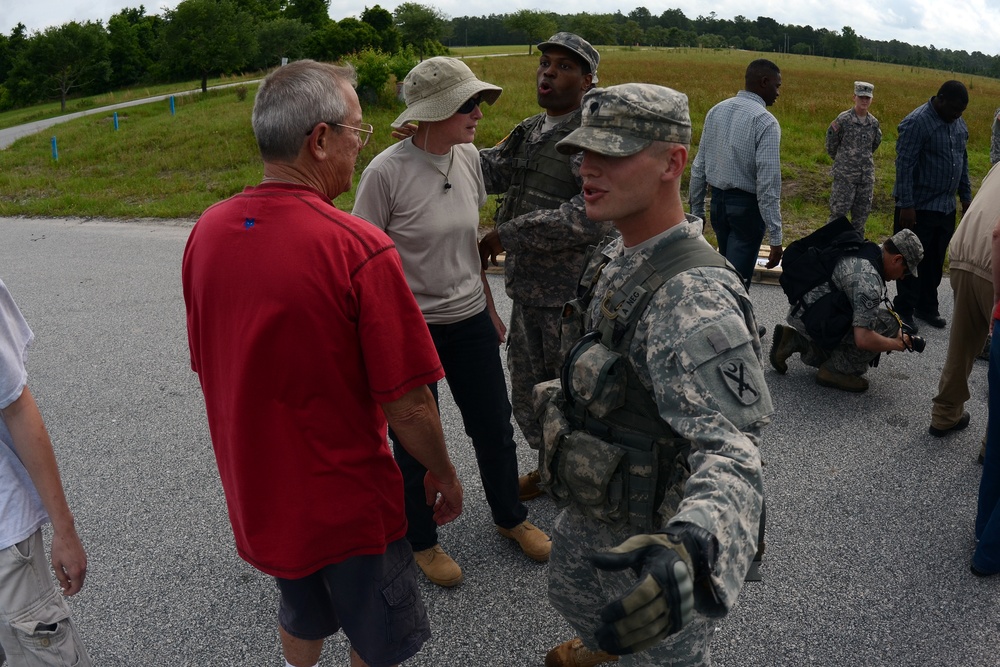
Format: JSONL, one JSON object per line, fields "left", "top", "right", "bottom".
{"left": 787, "top": 254, "right": 898, "bottom": 376}
{"left": 536, "top": 218, "right": 769, "bottom": 666}
{"left": 481, "top": 110, "right": 615, "bottom": 449}
{"left": 827, "top": 109, "right": 882, "bottom": 235}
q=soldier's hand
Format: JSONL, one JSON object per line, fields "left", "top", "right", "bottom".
{"left": 589, "top": 533, "right": 695, "bottom": 655}
{"left": 478, "top": 230, "right": 504, "bottom": 271}
{"left": 390, "top": 122, "right": 418, "bottom": 141}
{"left": 765, "top": 245, "right": 783, "bottom": 269}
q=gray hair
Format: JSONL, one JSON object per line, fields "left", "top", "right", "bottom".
{"left": 252, "top": 60, "right": 358, "bottom": 162}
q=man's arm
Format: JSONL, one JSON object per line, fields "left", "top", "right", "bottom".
{"left": 853, "top": 326, "right": 908, "bottom": 353}
{"left": 872, "top": 119, "right": 883, "bottom": 153}
{"left": 825, "top": 116, "right": 842, "bottom": 159}
{"left": 893, "top": 115, "right": 922, "bottom": 213}
{"left": 689, "top": 147, "right": 707, "bottom": 219}
{"left": 494, "top": 189, "right": 613, "bottom": 255}
{"left": 958, "top": 136, "right": 972, "bottom": 208}
{"left": 2, "top": 386, "right": 87, "bottom": 595}
{"left": 755, "top": 117, "right": 783, "bottom": 263}
{"left": 479, "top": 126, "right": 521, "bottom": 195}
{"left": 382, "top": 385, "right": 462, "bottom": 525}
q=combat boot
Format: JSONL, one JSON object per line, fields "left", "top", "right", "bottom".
{"left": 769, "top": 324, "right": 808, "bottom": 374}
{"left": 816, "top": 362, "right": 869, "bottom": 393}
{"left": 413, "top": 544, "right": 463, "bottom": 587}
{"left": 544, "top": 638, "right": 618, "bottom": 667}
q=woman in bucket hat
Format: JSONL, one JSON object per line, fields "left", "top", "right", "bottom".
{"left": 353, "top": 57, "right": 551, "bottom": 588}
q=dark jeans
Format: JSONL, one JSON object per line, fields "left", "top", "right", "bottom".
{"left": 710, "top": 188, "right": 766, "bottom": 290}
{"left": 390, "top": 308, "right": 527, "bottom": 552}
{"left": 974, "top": 318, "right": 1000, "bottom": 574}
{"left": 892, "top": 207, "right": 956, "bottom": 317}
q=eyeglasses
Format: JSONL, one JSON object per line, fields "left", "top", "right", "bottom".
{"left": 307, "top": 121, "right": 374, "bottom": 147}
{"left": 456, "top": 97, "right": 483, "bottom": 115}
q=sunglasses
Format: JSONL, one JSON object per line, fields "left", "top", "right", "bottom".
{"left": 456, "top": 96, "right": 483, "bottom": 115}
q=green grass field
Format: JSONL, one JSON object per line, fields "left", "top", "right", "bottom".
{"left": 1, "top": 47, "right": 998, "bottom": 244}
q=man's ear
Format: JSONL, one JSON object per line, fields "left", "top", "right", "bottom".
{"left": 661, "top": 144, "right": 688, "bottom": 182}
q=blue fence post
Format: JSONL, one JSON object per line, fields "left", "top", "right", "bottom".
{"left": 51, "top": 136, "right": 58, "bottom": 161}
{"left": 170, "top": 96, "right": 175, "bottom": 116}
{"left": 113, "top": 111, "right": 119, "bottom": 130}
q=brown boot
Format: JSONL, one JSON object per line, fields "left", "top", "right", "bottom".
{"left": 518, "top": 469, "right": 543, "bottom": 501}
{"left": 497, "top": 520, "right": 551, "bottom": 562}
{"left": 816, "top": 363, "right": 869, "bottom": 393}
{"left": 769, "top": 324, "right": 807, "bottom": 374}
{"left": 413, "top": 544, "right": 463, "bottom": 587}
{"left": 544, "top": 638, "right": 619, "bottom": 667}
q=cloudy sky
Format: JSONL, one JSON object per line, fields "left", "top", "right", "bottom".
{"left": 3, "top": 0, "right": 999, "bottom": 57}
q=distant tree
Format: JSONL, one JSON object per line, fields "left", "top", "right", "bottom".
{"left": 362, "top": 5, "right": 402, "bottom": 52}
{"left": 107, "top": 6, "right": 161, "bottom": 89}
{"left": 8, "top": 21, "right": 111, "bottom": 111}
{"left": 659, "top": 8, "right": 692, "bottom": 31}
{"left": 566, "top": 13, "right": 616, "bottom": 46}
{"left": 619, "top": 20, "right": 643, "bottom": 46}
{"left": 503, "top": 10, "right": 557, "bottom": 54}
{"left": 254, "top": 17, "right": 311, "bottom": 69}
{"left": 698, "top": 33, "right": 726, "bottom": 49}
{"left": 160, "top": 0, "right": 257, "bottom": 93}
{"left": 394, "top": 2, "right": 449, "bottom": 60}
{"left": 791, "top": 42, "right": 811, "bottom": 55}
{"left": 627, "top": 7, "right": 653, "bottom": 29}
{"left": 744, "top": 35, "right": 768, "bottom": 52}
{"left": 840, "top": 26, "right": 860, "bottom": 59}
{"left": 645, "top": 25, "right": 667, "bottom": 47}
{"left": 284, "top": 0, "right": 331, "bottom": 29}
{"left": 231, "top": 0, "right": 284, "bottom": 20}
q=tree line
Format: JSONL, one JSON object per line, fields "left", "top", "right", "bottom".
{"left": 1, "top": 1, "right": 998, "bottom": 114}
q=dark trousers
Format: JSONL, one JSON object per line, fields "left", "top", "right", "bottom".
{"left": 892, "top": 208, "right": 956, "bottom": 317}
{"left": 389, "top": 308, "right": 527, "bottom": 552}
{"left": 710, "top": 188, "right": 766, "bottom": 290}
{"left": 974, "top": 318, "right": 1000, "bottom": 574}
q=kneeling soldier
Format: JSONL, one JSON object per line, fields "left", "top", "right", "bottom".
{"left": 535, "top": 83, "right": 771, "bottom": 667}
{"left": 771, "top": 228, "right": 924, "bottom": 393}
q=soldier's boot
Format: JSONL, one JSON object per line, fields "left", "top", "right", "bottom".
{"left": 544, "top": 638, "right": 619, "bottom": 667}
{"left": 518, "top": 469, "right": 543, "bottom": 501}
{"left": 769, "top": 324, "right": 809, "bottom": 374}
{"left": 815, "top": 362, "right": 869, "bottom": 393}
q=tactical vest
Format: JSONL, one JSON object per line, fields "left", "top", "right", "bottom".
{"left": 494, "top": 112, "right": 582, "bottom": 224}
{"left": 540, "top": 236, "right": 748, "bottom": 532}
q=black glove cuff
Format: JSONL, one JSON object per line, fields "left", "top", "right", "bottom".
{"left": 663, "top": 523, "right": 718, "bottom": 582}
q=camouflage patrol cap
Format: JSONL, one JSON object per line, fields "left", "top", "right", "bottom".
{"left": 854, "top": 81, "right": 874, "bottom": 97}
{"left": 555, "top": 83, "right": 691, "bottom": 157}
{"left": 887, "top": 228, "right": 923, "bottom": 277}
{"left": 537, "top": 32, "right": 600, "bottom": 83}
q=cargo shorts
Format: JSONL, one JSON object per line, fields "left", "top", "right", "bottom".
{"left": 0, "top": 529, "right": 92, "bottom": 667}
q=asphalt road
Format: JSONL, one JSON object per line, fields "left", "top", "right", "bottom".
{"left": 1, "top": 216, "right": 997, "bottom": 666}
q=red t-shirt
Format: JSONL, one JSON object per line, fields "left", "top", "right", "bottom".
{"left": 182, "top": 182, "right": 443, "bottom": 578}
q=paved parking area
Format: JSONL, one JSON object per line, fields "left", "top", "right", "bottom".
{"left": 1, "top": 216, "right": 997, "bottom": 666}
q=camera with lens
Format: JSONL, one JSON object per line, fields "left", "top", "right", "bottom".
{"left": 901, "top": 323, "right": 926, "bottom": 353}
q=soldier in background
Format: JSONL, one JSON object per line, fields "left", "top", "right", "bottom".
{"left": 826, "top": 81, "right": 882, "bottom": 235}
{"left": 477, "top": 33, "right": 615, "bottom": 500}
{"left": 991, "top": 106, "right": 1000, "bottom": 165}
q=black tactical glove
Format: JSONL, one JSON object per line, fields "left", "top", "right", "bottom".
{"left": 588, "top": 524, "right": 716, "bottom": 655}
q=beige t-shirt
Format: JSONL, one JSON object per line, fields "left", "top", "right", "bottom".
{"left": 353, "top": 139, "right": 487, "bottom": 325}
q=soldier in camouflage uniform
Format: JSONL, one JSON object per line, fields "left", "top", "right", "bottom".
{"left": 826, "top": 81, "right": 882, "bottom": 235}
{"left": 991, "top": 106, "right": 1000, "bottom": 165}
{"left": 534, "top": 83, "right": 770, "bottom": 667}
{"left": 770, "top": 229, "right": 924, "bottom": 393}
{"left": 477, "top": 33, "right": 615, "bottom": 500}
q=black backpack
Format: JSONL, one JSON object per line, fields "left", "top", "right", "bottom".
{"left": 778, "top": 217, "right": 883, "bottom": 349}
